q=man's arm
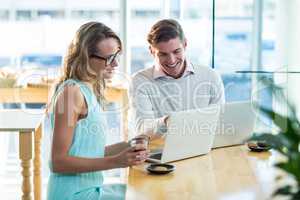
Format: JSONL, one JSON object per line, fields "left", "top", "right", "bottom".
{"left": 129, "top": 76, "right": 167, "bottom": 138}
{"left": 209, "top": 70, "right": 225, "bottom": 105}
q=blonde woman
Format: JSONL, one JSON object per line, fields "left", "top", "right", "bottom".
{"left": 47, "top": 22, "right": 148, "bottom": 200}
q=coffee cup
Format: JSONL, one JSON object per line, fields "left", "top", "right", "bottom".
{"left": 130, "top": 137, "right": 149, "bottom": 152}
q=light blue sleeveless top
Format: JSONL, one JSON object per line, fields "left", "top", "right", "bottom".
{"left": 47, "top": 79, "right": 107, "bottom": 200}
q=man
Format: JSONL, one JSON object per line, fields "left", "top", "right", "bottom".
{"left": 129, "top": 19, "right": 225, "bottom": 138}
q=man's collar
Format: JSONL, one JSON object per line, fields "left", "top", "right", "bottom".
{"left": 152, "top": 61, "right": 195, "bottom": 80}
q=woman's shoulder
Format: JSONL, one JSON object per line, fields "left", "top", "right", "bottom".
{"left": 55, "top": 83, "right": 86, "bottom": 112}
{"left": 56, "top": 79, "right": 87, "bottom": 100}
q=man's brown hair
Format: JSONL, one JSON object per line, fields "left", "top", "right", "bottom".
{"left": 147, "top": 19, "right": 185, "bottom": 45}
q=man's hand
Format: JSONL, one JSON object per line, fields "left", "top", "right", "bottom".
{"left": 163, "top": 115, "right": 169, "bottom": 126}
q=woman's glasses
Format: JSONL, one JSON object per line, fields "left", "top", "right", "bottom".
{"left": 90, "top": 50, "right": 121, "bottom": 66}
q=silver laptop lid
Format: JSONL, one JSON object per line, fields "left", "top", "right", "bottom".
{"left": 213, "top": 101, "right": 255, "bottom": 148}
{"left": 160, "top": 105, "right": 220, "bottom": 163}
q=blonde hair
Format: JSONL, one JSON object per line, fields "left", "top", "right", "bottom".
{"left": 52, "top": 21, "right": 122, "bottom": 107}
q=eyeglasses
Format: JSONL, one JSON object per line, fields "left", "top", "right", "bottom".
{"left": 90, "top": 50, "right": 121, "bottom": 66}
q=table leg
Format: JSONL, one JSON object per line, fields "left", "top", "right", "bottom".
{"left": 19, "top": 131, "right": 32, "bottom": 200}
{"left": 34, "top": 124, "right": 42, "bottom": 200}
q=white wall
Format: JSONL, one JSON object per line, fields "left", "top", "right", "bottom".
{"left": 276, "top": 0, "right": 300, "bottom": 115}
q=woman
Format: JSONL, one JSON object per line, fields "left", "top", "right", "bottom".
{"left": 47, "top": 21, "right": 148, "bottom": 200}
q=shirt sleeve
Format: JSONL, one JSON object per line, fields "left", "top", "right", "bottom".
{"left": 128, "top": 76, "right": 167, "bottom": 137}
{"left": 209, "top": 70, "right": 225, "bottom": 105}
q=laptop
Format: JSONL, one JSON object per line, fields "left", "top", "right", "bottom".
{"left": 147, "top": 105, "right": 220, "bottom": 163}
{"left": 212, "top": 101, "right": 255, "bottom": 148}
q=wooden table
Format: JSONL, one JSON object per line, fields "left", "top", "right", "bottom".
{"left": 0, "top": 109, "right": 44, "bottom": 200}
{"left": 0, "top": 85, "right": 129, "bottom": 139}
{"left": 126, "top": 145, "right": 286, "bottom": 200}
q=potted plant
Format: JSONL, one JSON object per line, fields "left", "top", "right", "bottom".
{"left": 249, "top": 78, "right": 300, "bottom": 200}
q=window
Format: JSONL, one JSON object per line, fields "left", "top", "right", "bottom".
{"left": 16, "top": 10, "right": 32, "bottom": 21}
{"left": 215, "top": 0, "right": 253, "bottom": 102}
{"left": 129, "top": 0, "right": 162, "bottom": 74}
{"left": 71, "top": 10, "right": 118, "bottom": 20}
{"left": 37, "top": 10, "right": 65, "bottom": 19}
{"left": 0, "top": 57, "right": 10, "bottom": 67}
{"left": 129, "top": 0, "right": 212, "bottom": 74}
{"left": 132, "top": 10, "right": 160, "bottom": 18}
{"left": 256, "top": 0, "right": 278, "bottom": 127}
{"left": 180, "top": 0, "right": 212, "bottom": 67}
{"left": 20, "top": 54, "right": 62, "bottom": 68}
{"left": 170, "top": 0, "right": 180, "bottom": 18}
{"left": 0, "top": 10, "right": 9, "bottom": 21}
{"left": 262, "top": 0, "right": 277, "bottom": 69}
{"left": 183, "top": 0, "right": 211, "bottom": 19}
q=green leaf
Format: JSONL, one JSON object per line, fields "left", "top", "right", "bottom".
{"left": 254, "top": 76, "right": 300, "bottom": 197}
{"left": 291, "top": 191, "right": 300, "bottom": 200}
{"left": 257, "top": 77, "right": 300, "bottom": 131}
{"left": 256, "top": 106, "right": 300, "bottom": 151}
{"left": 275, "top": 156, "right": 300, "bottom": 184}
{"left": 275, "top": 162, "right": 300, "bottom": 180}
{"left": 272, "top": 185, "right": 293, "bottom": 196}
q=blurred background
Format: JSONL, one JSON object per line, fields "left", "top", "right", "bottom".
{"left": 0, "top": 0, "right": 299, "bottom": 199}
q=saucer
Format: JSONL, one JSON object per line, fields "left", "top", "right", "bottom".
{"left": 146, "top": 163, "right": 175, "bottom": 175}
{"left": 247, "top": 141, "right": 271, "bottom": 152}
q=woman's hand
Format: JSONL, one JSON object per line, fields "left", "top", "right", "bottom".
{"left": 112, "top": 146, "right": 149, "bottom": 168}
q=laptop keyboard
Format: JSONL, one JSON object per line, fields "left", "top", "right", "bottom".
{"left": 149, "top": 153, "right": 162, "bottom": 160}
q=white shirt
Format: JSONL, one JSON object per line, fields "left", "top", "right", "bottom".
{"left": 129, "top": 62, "right": 225, "bottom": 136}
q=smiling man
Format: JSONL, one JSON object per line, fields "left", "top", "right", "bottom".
{"left": 129, "top": 19, "right": 225, "bottom": 138}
